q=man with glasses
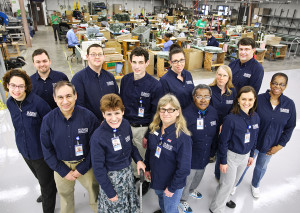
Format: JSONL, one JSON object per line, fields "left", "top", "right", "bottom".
{"left": 179, "top": 84, "right": 219, "bottom": 213}
{"left": 229, "top": 38, "right": 264, "bottom": 94}
{"left": 71, "top": 44, "right": 119, "bottom": 122}
{"left": 31, "top": 48, "right": 69, "bottom": 110}
{"left": 120, "top": 47, "right": 162, "bottom": 195}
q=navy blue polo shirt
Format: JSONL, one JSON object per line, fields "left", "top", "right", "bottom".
{"left": 120, "top": 72, "right": 162, "bottom": 125}
{"left": 40, "top": 106, "right": 99, "bottom": 177}
{"left": 30, "top": 69, "right": 69, "bottom": 109}
{"left": 207, "top": 36, "right": 219, "bottom": 47}
{"left": 144, "top": 124, "right": 192, "bottom": 193}
{"left": 160, "top": 69, "right": 194, "bottom": 110}
{"left": 71, "top": 66, "right": 119, "bottom": 121}
{"left": 219, "top": 111, "right": 260, "bottom": 164}
{"left": 210, "top": 85, "right": 237, "bottom": 124}
{"left": 256, "top": 91, "right": 296, "bottom": 153}
{"left": 90, "top": 119, "right": 142, "bottom": 198}
{"left": 229, "top": 57, "right": 264, "bottom": 94}
{"left": 183, "top": 104, "right": 219, "bottom": 169}
{"left": 7, "top": 92, "right": 51, "bottom": 160}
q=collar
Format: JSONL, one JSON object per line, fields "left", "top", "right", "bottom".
{"left": 133, "top": 72, "right": 149, "bottom": 84}
{"left": 163, "top": 123, "right": 176, "bottom": 135}
{"left": 34, "top": 68, "right": 53, "bottom": 80}
{"left": 192, "top": 103, "right": 209, "bottom": 115}
{"left": 102, "top": 119, "right": 124, "bottom": 132}
{"left": 86, "top": 66, "right": 104, "bottom": 78}
{"left": 57, "top": 105, "right": 77, "bottom": 121}
{"left": 265, "top": 89, "right": 284, "bottom": 102}
{"left": 239, "top": 57, "right": 255, "bottom": 67}
{"left": 240, "top": 109, "right": 251, "bottom": 119}
{"left": 168, "top": 68, "right": 186, "bottom": 79}
{"left": 211, "top": 85, "right": 230, "bottom": 96}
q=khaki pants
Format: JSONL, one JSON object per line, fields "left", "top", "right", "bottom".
{"left": 130, "top": 126, "right": 148, "bottom": 178}
{"left": 54, "top": 161, "right": 99, "bottom": 213}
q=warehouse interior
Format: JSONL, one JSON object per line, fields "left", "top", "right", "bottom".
{"left": 0, "top": 0, "right": 300, "bottom": 213}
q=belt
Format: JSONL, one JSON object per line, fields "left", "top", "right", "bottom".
{"left": 130, "top": 123, "right": 149, "bottom": 127}
{"left": 65, "top": 159, "right": 85, "bottom": 164}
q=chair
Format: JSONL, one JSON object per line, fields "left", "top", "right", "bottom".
{"left": 67, "top": 45, "right": 77, "bottom": 62}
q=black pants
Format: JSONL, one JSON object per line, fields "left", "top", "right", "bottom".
{"left": 24, "top": 157, "right": 57, "bottom": 213}
{"left": 52, "top": 24, "right": 61, "bottom": 40}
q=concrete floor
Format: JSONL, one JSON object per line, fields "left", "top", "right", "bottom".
{"left": 1, "top": 26, "right": 300, "bottom": 213}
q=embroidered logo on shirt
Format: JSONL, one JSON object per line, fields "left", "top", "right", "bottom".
{"left": 78, "top": 128, "right": 88, "bottom": 134}
{"left": 163, "top": 142, "right": 173, "bottom": 151}
{"left": 210, "top": 121, "right": 217, "bottom": 126}
{"left": 106, "top": 81, "right": 114, "bottom": 86}
{"left": 125, "top": 135, "right": 130, "bottom": 142}
{"left": 141, "top": 92, "right": 150, "bottom": 97}
{"left": 280, "top": 108, "right": 289, "bottom": 113}
{"left": 253, "top": 124, "right": 259, "bottom": 129}
{"left": 226, "top": 100, "right": 233, "bottom": 104}
{"left": 153, "top": 131, "right": 159, "bottom": 136}
{"left": 26, "top": 111, "right": 37, "bottom": 117}
{"left": 243, "top": 73, "right": 251, "bottom": 78}
{"left": 167, "top": 139, "right": 172, "bottom": 143}
{"left": 186, "top": 80, "right": 193, "bottom": 85}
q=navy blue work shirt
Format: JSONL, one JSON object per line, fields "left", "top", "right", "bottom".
{"left": 30, "top": 69, "right": 69, "bottom": 109}
{"left": 256, "top": 90, "right": 296, "bottom": 153}
{"left": 120, "top": 72, "right": 162, "bottom": 125}
{"left": 160, "top": 69, "right": 194, "bottom": 110}
{"left": 207, "top": 36, "right": 219, "bottom": 47}
{"left": 210, "top": 85, "right": 237, "bottom": 124}
{"left": 40, "top": 106, "right": 100, "bottom": 177}
{"left": 183, "top": 104, "right": 219, "bottom": 169}
{"left": 219, "top": 111, "right": 260, "bottom": 164}
{"left": 229, "top": 57, "right": 264, "bottom": 94}
{"left": 71, "top": 66, "right": 119, "bottom": 121}
{"left": 7, "top": 92, "right": 51, "bottom": 160}
{"left": 144, "top": 124, "right": 192, "bottom": 193}
{"left": 90, "top": 119, "right": 142, "bottom": 198}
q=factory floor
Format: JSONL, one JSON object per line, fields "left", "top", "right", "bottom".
{"left": 1, "top": 26, "right": 299, "bottom": 213}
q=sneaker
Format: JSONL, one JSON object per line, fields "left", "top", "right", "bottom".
{"left": 190, "top": 191, "right": 203, "bottom": 199}
{"left": 178, "top": 201, "right": 193, "bottom": 213}
{"left": 230, "top": 187, "right": 237, "bottom": 195}
{"left": 251, "top": 185, "right": 260, "bottom": 198}
{"left": 226, "top": 200, "right": 236, "bottom": 208}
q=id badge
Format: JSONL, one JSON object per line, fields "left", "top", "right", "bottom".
{"left": 112, "top": 137, "right": 122, "bottom": 151}
{"left": 155, "top": 145, "right": 162, "bottom": 158}
{"left": 197, "top": 118, "right": 204, "bottom": 130}
{"left": 138, "top": 107, "right": 145, "bottom": 117}
{"left": 75, "top": 144, "right": 83, "bottom": 156}
{"left": 244, "top": 132, "right": 251, "bottom": 143}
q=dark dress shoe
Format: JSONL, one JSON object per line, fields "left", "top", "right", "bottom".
{"left": 153, "top": 210, "right": 162, "bottom": 213}
{"left": 36, "top": 195, "right": 42, "bottom": 203}
{"left": 226, "top": 200, "right": 236, "bottom": 208}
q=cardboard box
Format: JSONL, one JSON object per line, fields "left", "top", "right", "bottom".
{"left": 183, "top": 48, "right": 203, "bottom": 70}
{"left": 83, "top": 13, "right": 90, "bottom": 22}
{"left": 259, "top": 8, "right": 271, "bottom": 16}
{"left": 105, "top": 54, "right": 123, "bottom": 62}
{"left": 253, "top": 8, "right": 259, "bottom": 15}
{"left": 103, "top": 48, "right": 116, "bottom": 54}
{"left": 116, "top": 33, "right": 132, "bottom": 42}
{"left": 100, "top": 29, "right": 110, "bottom": 39}
{"left": 266, "top": 36, "right": 281, "bottom": 45}
{"left": 113, "top": 4, "right": 123, "bottom": 14}
{"left": 105, "top": 40, "right": 122, "bottom": 54}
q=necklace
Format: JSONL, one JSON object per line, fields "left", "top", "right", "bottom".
{"left": 13, "top": 99, "right": 23, "bottom": 112}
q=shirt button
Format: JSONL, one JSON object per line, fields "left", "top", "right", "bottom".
{"left": 44, "top": 82, "right": 46, "bottom": 83}
{"left": 68, "top": 136, "right": 70, "bottom": 138}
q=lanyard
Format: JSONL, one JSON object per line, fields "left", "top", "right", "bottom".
{"left": 243, "top": 117, "right": 252, "bottom": 133}
{"left": 159, "top": 136, "right": 163, "bottom": 146}
{"left": 113, "top": 128, "right": 117, "bottom": 137}
{"left": 76, "top": 136, "right": 80, "bottom": 145}
{"left": 198, "top": 109, "right": 207, "bottom": 118}
{"left": 139, "top": 98, "right": 143, "bottom": 107}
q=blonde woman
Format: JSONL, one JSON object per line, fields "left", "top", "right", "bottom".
{"left": 144, "top": 94, "right": 192, "bottom": 213}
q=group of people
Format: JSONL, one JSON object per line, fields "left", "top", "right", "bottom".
{"left": 3, "top": 37, "right": 296, "bottom": 213}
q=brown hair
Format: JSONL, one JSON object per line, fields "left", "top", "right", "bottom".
{"left": 32, "top": 48, "right": 50, "bottom": 62}
{"left": 169, "top": 43, "right": 185, "bottom": 61}
{"left": 100, "top": 93, "right": 125, "bottom": 113}
{"left": 87, "top": 43, "right": 103, "bottom": 55}
{"left": 3, "top": 68, "right": 32, "bottom": 94}
{"left": 206, "top": 31, "right": 212, "bottom": 36}
{"left": 130, "top": 47, "right": 149, "bottom": 62}
{"left": 53, "top": 81, "right": 76, "bottom": 97}
{"left": 238, "top": 38, "right": 256, "bottom": 49}
{"left": 232, "top": 86, "right": 257, "bottom": 116}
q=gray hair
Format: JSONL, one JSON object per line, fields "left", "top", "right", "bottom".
{"left": 53, "top": 81, "right": 77, "bottom": 97}
{"left": 192, "top": 84, "right": 212, "bottom": 96}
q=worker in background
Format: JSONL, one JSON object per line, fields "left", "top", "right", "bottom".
{"left": 206, "top": 31, "right": 219, "bottom": 47}
{"left": 144, "top": 17, "right": 150, "bottom": 26}
{"left": 229, "top": 38, "right": 264, "bottom": 94}
{"left": 120, "top": 47, "right": 163, "bottom": 196}
{"left": 41, "top": 81, "right": 100, "bottom": 213}
{"left": 196, "top": 17, "right": 207, "bottom": 37}
{"left": 30, "top": 48, "right": 69, "bottom": 109}
{"left": 66, "top": 25, "right": 80, "bottom": 56}
{"left": 73, "top": 8, "right": 82, "bottom": 19}
{"left": 51, "top": 10, "right": 61, "bottom": 41}
{"left": 71, "top": 43, "right": 119, "bottom": 122}
{"left": 3, "top": 69, "right": 57, "bottom": 213}
{"left": 158, "top": 33, "right": 173, "bottom": 51}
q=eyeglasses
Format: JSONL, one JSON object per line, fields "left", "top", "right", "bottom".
{"left": 9, "top": 83, "right": 26, "bottom": 90}
{"left": 271, "top": 82, "right": 286, "bottom": 87}
{"left": 159, "top": 108, "right": 178, "bottom": 113}
{"left": 89, "top": 53, "right": 104, "bottom": 57}
{"left": 195, "top": 95, "right": 211, "bottom": 101}
{"left": 238, "top": 48, "right": 252, "bottom": 52}
{"left": 171, "top": 59, "right": 185, "bottom": 64}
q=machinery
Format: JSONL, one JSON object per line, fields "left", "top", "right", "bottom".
{"left": 0, "top": 12, "right": 9, "bottom": 42}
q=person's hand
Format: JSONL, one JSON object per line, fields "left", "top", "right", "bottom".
{"left": 267, "top": 145, "right": 283, "bottom": 155}
{"left": 142, "top": 138, "right": 148, "bottom": 149}
{"left": 164, "top": 187, "right": 174, "bottom": 197}
{"left": 136, "top": 161, "right": 146, "bottom": 175}
{"left": 72, "top": 170, "right": 82, "bottom": 178}
{"left": 109, "top": 195, "right": 118, "bottom": 202}
{"left": 64, "top": 171, "right": 76, "bottom": 181}
{"left": 247, "top": 157, "right": 254, "bottom": 166}
{"left": 145, "top": 171, "right": 151, "bottom": 180}
{"left": 220, "top": 164, "right": 228, "bottom": 174}
{"left": 219, "top": 124, "right": 223, "bottom": 135}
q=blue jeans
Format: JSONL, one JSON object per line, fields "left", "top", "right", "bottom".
{"left": 236, "top": 149, "right": 272, "bottom": 187}
{"left": 155, "top": 188, "right": 184, "bottom": 213}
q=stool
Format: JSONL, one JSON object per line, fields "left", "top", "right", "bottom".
{"left": 67, "top": 45, "right": 76, "bottom": 62}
